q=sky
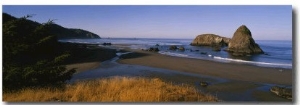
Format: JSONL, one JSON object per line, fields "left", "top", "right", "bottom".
{"left": 2, "top": 5, "right": 292, "bottom": 40}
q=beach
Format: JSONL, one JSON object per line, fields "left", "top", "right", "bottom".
{"left": 68, "top": 45, "right": 292, "bottom": 102}
{"left": 118, "top": 48, "right": 292, "bottom": 85}
{"left": 64, "top": 46, "right": 117, "bottom": 73}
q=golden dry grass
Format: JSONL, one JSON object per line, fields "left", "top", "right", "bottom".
{"left": 3, "top": 77, "right": 218, "bottom": 102}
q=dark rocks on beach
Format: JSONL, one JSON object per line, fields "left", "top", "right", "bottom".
{"left": 178, "top": 46, "right": 185, "bottom": 51}
{"left": 190, "top": 34, "right": 231, "bottom": 47}
{"left": 200, "top": 52, "right": 207, "bottom": 55}
{"left": 200, "top": 81, "right": 209, "bottom": 87}
{"left": 270, "top": 86, "right": 292, "bottom": 100}
{"left": 226, "top": 25, "right": 264, "bottom": 56}
{"left": 155, "top": 44, "right": 160, "bottom": 46}
{"left": 102, "top": 42, "right": 112, "bottom": 46}
{"left": 145, "top": 47, "right": 159, "bottom": 52}
{"left": 169, "top": 45, "right": 178, "bottom": 50}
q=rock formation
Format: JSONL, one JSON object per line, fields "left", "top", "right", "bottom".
{"left": 178, "top": 46, "right": 185, "bottom": 51}
{"left": 144, "top": 47, "right": 159, "bottom": 52}
{"left": 169, "top": 45, "right": 178, "bottom": 50}
{"left": 270, "top": 86, "right": 292, "bottom": 100}
{"left": 200, "top": 81, "right": 209, "bottom": 87}
{"left": 190, "top": 34, "right": 231, "bottom": 47}
{"left": 226, "top": 25, "right": 263, "bottom": 56}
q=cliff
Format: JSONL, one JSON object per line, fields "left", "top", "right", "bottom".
{"left": 3, "top": 13, "right": 100, "bottom": 39}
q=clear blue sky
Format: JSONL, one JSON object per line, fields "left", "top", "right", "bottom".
{"left": 3, "top": 5, "right": 292, "bottom": 40}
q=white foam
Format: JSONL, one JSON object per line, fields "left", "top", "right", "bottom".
{"left": 213, "top": 56, "right": 292, "bottom": 67}
{"left": 159, "top": 51, "right": 189, "bottom": 57}
{"left": 116, "top": 52, "right": 132, "bottom": 56}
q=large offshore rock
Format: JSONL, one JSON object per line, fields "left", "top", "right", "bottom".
{"left": 190, "top": 34, "right": 230, "bottom": 47}
{"left": 226, "top": 25, "right": 263, "bottom": 56}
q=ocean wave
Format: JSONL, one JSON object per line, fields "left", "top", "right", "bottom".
{"left": 213, "top": 56, "right": 292, "bottom": 67}
{"left": 159, "top": 51, "right": 189, "bottom": 57}
{"left": 116, "top": 52, "right": 132, "bottom": 56}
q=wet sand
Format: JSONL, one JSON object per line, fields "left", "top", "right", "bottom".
{"left": 69, "top": 45, "right": 292, "bottom": 102}
{"left": 65, "top": 46, "right": 117, "bottom": 73}
{"left": 117, "top": 48, "right": 292, "bottom": 85}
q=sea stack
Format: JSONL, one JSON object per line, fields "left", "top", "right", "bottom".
{"left": 226, "top": 25, "right": 263, "bottom": 56}
{"left": 190, "top": 34, "right": 231, "bottom": 47}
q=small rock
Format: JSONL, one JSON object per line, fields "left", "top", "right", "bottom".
{"left": 146, "top": 47, "right": 159, "bottom": 52}
{"left": 178, "top": 46, "right": 185, "bottom": 51}
{"left": 200, "top": 52, "right": 207, "bottom": 55}
{"left": 169, "top": 45, "right": 178, "bottom": 50}
{"left": 102, "top": 42, "right": 112, "bottom": 46}
{"left": 200, "top": 81, "right": 209, "bottom": 87}
{"left": 270, "top": 86, "right": 292, "bottom": 100}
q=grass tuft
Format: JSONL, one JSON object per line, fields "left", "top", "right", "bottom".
{"left": 3, "top": 77, "right": 218, "bottom": 102}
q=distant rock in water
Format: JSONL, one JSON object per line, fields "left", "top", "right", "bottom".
{"left": 169, "top": 45, "right": 178, "bottom": 50}
{"left": 190, "top": 34, "right": 231, "bottom": 47}
{"left": 226, "top": 25, "right": 263, "bottom": 56}
{"left": 178, "top": 46, "right": 185, "bottom": 51}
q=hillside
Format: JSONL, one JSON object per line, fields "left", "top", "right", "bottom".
{"left": 2, "top": 13, "right": 100, "bottom": 39}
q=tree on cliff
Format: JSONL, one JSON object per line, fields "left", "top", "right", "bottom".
{"left": 3, "top": 14, "right": 76, "bottom": 91}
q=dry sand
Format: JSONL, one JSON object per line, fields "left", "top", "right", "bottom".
{"left": 117, "top": 49, "right": 292, "bottom": 85}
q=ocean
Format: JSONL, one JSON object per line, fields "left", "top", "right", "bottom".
{"left": 59, "top": 38, "right": 292, "bottom": 69}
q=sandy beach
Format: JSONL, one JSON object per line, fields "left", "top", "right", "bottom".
{"left": 68, "top": 45, "right": 292, "bottom": 102}
{"left": 118, "top": 48, "right": 292, "bottom": 85}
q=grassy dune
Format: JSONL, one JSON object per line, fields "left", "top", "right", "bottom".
{"left": 3, "top": 77, "right": 218, "bottom": 102}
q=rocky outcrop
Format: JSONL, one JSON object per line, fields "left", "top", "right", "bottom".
{"left": 200, "top": 81, "right": 209, "bottom": 87}
{"left": 190, "top": 34, "right": 231, "bottom": 47}
{"left": 144, "top": 47, "right": 159, "bottom": 52}
{"left": 226, "top": 25, "right": 263, "bottom": 56}
{"left": 270, "top": 86, "right": 292, "bottom": 100}
{"left": 178, "top": 46, "right": 185, "bottom": 51}
{"left": 169, "top": 45, "right": 178, "bottom": 50}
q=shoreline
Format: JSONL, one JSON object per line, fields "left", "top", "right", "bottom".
{"left": 68, "top": 45, "right": 292, "bottom": 101}
{"left": 64, "top": 46, "right": 117, "bottom": 73}
{"left": 66, "top": 44, "right": 292, "bottom": 85}
{"left": 117, "top": 48, "right": 292, "bottom": 85}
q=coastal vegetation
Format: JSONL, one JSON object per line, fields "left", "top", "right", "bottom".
{"left": 3, "top": 13, "right": 76, "bottom": 91}
{"left": 3, "top": 77, "right": 218, "bottom": 102}
{"left": 3, "top": 13, "right": 100, "bottom": 39}
{"left": 2, "top": 13, "right": 218, "bottom": 102}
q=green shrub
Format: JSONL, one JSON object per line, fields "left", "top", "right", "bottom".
{"left": 3, "top": 14, "right": 75, "bottom": 91}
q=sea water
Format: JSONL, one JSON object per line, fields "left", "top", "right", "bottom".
{"left": 59, "top": 38, "right": 292, "bottom": 69}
